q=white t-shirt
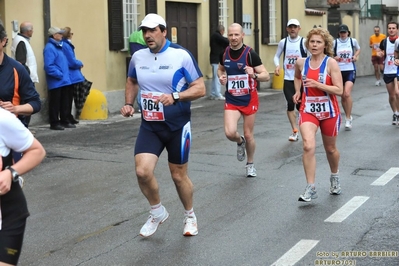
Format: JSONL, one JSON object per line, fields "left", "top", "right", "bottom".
{"left": 274, "top": 36, "right": 307, "bottom": 80}
{"left": 0, "top": 108, "right": 33, "bottom": 157}
{"left": 384, "top": 39, "right": 397, "bottom": 75}
{"left": 334, "top": 38, "right": 360, "bottom": 71}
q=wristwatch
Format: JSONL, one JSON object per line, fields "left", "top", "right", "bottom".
{"left": 5, "top": 166, "right": 20, "bottom": 182}
{"left": 172, "top": 92, "right": 180, "bottom": 104}
{"left": 253, "top": 73, "right": 258, "bottom": 80}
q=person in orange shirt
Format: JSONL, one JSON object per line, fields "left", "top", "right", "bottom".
{"left": 369, "top": 26, "right": 386, "bottom": 86}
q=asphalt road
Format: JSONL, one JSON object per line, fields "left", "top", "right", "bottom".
{"left": 20, "top": 75, "right": 399, "bottom": 266}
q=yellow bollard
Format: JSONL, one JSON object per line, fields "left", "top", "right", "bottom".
{"left": 272, "top": 69, "right": 284, "bottom": 90}
{"left": 80, "top": 89, "right": 108, "bottom": 120}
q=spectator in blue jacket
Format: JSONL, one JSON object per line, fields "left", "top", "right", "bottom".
{"left": 62, "top": 27, "right": 84, "bottom": 124}
{"left": 44, "top": 26, "right": 74, "bottom": 130}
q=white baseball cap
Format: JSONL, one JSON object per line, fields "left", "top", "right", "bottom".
{"left": 138, "top": 13, "right": 167, "bottom": 29}
{"left": 287, "top": 19, "right": 300, "bottom": 27}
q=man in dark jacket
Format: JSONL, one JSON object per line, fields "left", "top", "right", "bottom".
{"left": 209, "top": 25, "right": 229, "bottom": 100}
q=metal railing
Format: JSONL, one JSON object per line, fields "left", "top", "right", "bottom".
{"left": 360, "top": 0, "right": 383, "bottom": 18}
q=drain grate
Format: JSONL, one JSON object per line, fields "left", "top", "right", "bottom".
{"left": 351, "top": 168, "right": 385, "bottom": 177}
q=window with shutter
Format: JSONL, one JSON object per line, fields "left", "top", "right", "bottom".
{"left": 219, "top": 0, "right": 228, "bottom": 30}
{"left": 108, "top": 0, "right": 141, "bottom": 51}
{"left": 261, "top": 0, "right": 270, "bottom": 44}
{"left": 108, "top": 0, "right": 124, "bottom": 51}
{"left": 122, "top": 0, "right": 140, "bottom": 51}
{"left": 209, "top": 0, "right": 219, "bottom": 33}
{"left": 233, "top": 0, "right": 243, "bottom": 26}
{"left": 145, "top": 0, "right": 157, "bottom": 14}
{"left": 268, "top": 0, "right": 277, "bottom": 44}
{"left": 281, "top": 0, "right": 288, "bottom": 40}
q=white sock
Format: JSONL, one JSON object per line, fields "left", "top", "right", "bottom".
{"left": 331, "top": 171, "right": 339, "bottom": 177}
{"left": 150, "top": 203, "right": 163, "bottom": 216}
{"left": 184, "top": 208, "right": 196, "bottom": 218}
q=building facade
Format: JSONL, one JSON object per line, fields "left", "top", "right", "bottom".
{"left": 0, "top": 0, "right": 397, "bottom": 125}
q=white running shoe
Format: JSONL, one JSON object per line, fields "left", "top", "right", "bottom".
{"left": 237, "top": 136, "right": 246, "bottom": 161}
{"left": 214, "top": 95, "right": 225, "bottom": 101}
{"left": 345, "top": 116, "right": 352, "bottom": 131}
{"left": 183, "top": 216, "right": 198, "bottom": 236}
{"left": 139, "top": 206, "right": 169, "bottom": 237}
{"left": 298, "top": 185, "right": 318, "bottom": 202}
{"left": 288, "top": 131, "right": 299, "bottom": 141}
{"left": 375, "top": 80, "right": 381, "bottom": 86}
{"left": 392, "top": 114, "right": 398, "bottom": 126}
{"left": 246, "top": 164, "right": 257, "bottom": 177}
{"left": 329, "top": 175, "right": 342, "bottom": 195}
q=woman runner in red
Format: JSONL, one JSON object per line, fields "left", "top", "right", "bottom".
{"left": 293, "top": 27, "right": 343, "bottom": 202}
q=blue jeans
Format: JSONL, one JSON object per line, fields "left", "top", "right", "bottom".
{"left": 211, "top": 64, "right": 223, "bottom": 97}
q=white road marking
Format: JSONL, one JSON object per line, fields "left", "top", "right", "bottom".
{"left": 324, "top": 196, "right": 369, "bottom": 223}
{"left": 271, "top": 239, "right": 319, "bottom": 266}
{"left": 371, "top": 167, "right": 399, "bottom": 186}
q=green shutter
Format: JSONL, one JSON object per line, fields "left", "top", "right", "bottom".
{"left": 108, "top": 0, "right": 124, "bottom": 51}
{"left": 145, "top": 0, "right": 158, "bottom": 14}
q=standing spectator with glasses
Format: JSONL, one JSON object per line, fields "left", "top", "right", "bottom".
{"left": 44, "top": 26, "right": 74, "bottom": 130}
{"left": 62, "top": 26, "right": 85, "bottom": 124}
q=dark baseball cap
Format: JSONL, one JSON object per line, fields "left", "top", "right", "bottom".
{"left": 338, "top": 24, "right": 349, "bottom": 33}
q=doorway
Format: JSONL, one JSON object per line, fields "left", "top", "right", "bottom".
{"left": 166, "top": 2, "right": 198, "bottom": 60}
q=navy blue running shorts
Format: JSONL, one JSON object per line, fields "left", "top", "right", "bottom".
{"left": 341, "top": 70, "right": 356, "bottom": 84}
{"left": 383, "top": 74, "right": 397, "bottom": 84}
{"left": 134, "top": 121, "right": 191, "bottom": 164}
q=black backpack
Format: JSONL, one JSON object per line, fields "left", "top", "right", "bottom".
{"left": 283, "top": 37, "right": 307, "bottom": 58}
{"left": 333, "top": 38, "right": 354, "bottom": 57}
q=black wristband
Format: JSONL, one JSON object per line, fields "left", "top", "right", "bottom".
{"left": 125, "top": 103, "right": 134, "bottom": 107}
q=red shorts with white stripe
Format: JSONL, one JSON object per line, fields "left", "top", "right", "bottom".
{"left": 299, "top": 112, "right": 341, "bottom": 137}
{"left": 224, "top": 92, "right": 259, "bottom": 116}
